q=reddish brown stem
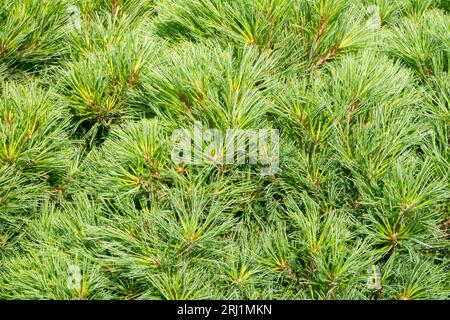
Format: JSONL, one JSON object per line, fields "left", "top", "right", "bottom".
{"left": 312, "top": 44, "right": 340, "bottom": 69}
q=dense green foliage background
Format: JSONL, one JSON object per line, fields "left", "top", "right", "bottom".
{"left": 0, "top": 0, "right": 449, "bottom": 299}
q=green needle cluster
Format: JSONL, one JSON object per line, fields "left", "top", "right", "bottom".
{"left": 0, "top": 0, "right": 448, "bottom": 300}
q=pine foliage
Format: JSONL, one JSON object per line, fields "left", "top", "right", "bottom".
{"left": 0, "top": 0, "right": 449, "bottom": 300}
